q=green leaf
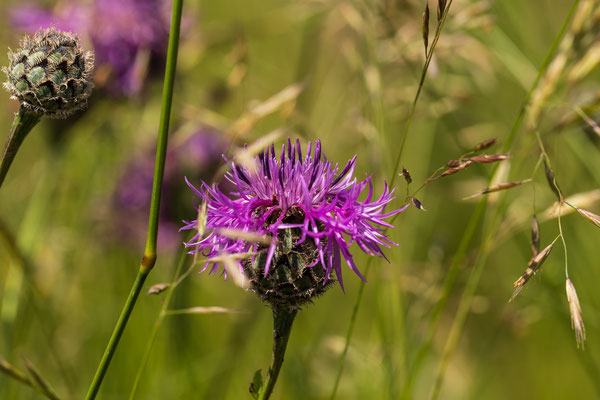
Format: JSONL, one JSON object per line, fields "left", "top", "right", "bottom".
{"left": 249, "top": 369, "right": 263, "bottom": 399}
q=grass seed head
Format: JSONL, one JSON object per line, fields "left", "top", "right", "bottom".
{"left": 576, "top": 208, "right": 600, "bottom": 228}
{"left": 566, "top": 278, "right": 586, "bottom": 348}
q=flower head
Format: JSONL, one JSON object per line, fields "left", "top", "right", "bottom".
{"left": 182, "top": 138, "right": 406, "bottom": 306}
{"left": 3, "top": 27, "right": 94, "bottom": 118}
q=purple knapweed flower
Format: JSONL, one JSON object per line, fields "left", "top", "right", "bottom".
{"left": 182, "top": 138, "right": 407, "bottom": 306}
{"left": 10, "top": 0, "right": 169, "bottom": 95}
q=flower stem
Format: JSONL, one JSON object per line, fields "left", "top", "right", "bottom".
{"left": 260, "top": 307, "right": 298, "bottom": 400}
{"left": 0, "top": 107, "right": 41, "bottom": 189}
{"left": 83, "top": 0, "right": 184, "bottom": 398}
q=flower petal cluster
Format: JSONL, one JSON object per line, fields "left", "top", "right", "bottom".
{"left": 182, "top": 138, "right": 406, "bottom": 289}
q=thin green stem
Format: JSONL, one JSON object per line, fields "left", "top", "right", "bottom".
{"left": 0, "top": 358, "right": 59, "bottom": 400}
{"left": 330, "top": 4, "right": 457, "bottom": 399}
{"left": 83, "top": 1, "right": 184, "bottom": 398}
{"left": 143, "top": 0, "right": 184, "bottom": 266}
{"left": 260, "top": 307, "right": 297, "bottom": 400}
{"left": 0, "top": 107, "right": 41, "bottom": 189}
{"left": 534, "top": 129, "right": 569, "bottom": 277}
{"left": 390, "top": 0, "right": 454, "bottom": 189}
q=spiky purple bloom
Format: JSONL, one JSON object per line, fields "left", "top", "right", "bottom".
{"left": 182, "top": 138, "right": 407, "bottom": 291}
{"left": 10, "top": 0, "right": 169, "bottom": 95}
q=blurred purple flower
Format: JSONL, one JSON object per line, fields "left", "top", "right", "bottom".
{"left": 181, "top": 138, "right": 407, "bottom": 290}
{"left": 114, "top": 128, "right": 226, "bottom": 250}
{"left": 10, "top": 0, "right": 169, "bottom": 95}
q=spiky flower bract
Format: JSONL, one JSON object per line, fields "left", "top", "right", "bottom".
{"left": 182, "top": 138, "right": 406, "bottom": 308}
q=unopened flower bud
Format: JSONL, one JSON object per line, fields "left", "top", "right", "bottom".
{"left": 3, "top": 27, "right": 94, "bottom": 118}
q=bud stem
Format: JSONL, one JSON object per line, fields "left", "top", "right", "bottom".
{"left": 0, "top": 107, "right": 41, "bottom": 189}
{"left": 260, "top": 307, "right": 298, "bottom": 400}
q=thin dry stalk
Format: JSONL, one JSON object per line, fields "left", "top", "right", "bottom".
{"left": 216, "top": 228, "right": 273, "bottom": 246}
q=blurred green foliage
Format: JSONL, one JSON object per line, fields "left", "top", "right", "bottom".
{"left": 1, "top": 0, "right": 600, "bottom": 399}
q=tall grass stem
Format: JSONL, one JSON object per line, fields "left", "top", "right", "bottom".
{"left": 83, "top": 1, "right": 184, "bottom": 398}
{"left": 330, "top": 3, "right": 456, "bottom": 399}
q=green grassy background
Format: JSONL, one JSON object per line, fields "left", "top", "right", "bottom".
{"left": 1, "top": 0, "right": 600, "bottom": 399}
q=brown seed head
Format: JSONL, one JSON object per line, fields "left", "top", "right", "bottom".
{"left": 566, "top": 278, "right": 586, "bottom": 348}
{"left": 422, "top": 4, "right": 430, "bottom": 56}
{"left": 439, "top": 160, "right": 473, "bottom": 178}
{"left": 531, "top": 215, "right": 540, "bottom": 257}
{"left": 576, "top": 208, "right": 600, "bottom": 228}
{"left": 544, "top": 161, "right": 564, "bottom": 202}
{"left": 468, "top": 153, "right": 510, "bottom": 163}
{"left": 401, "top": 167, "right": 412, "bottom": 184}
{"left": 510, "top": 242, "right": 554, "bottom": 301}
{"left": 473, "top": 138, "right": 497, "bottom": 152}
{"left": 411, "top": 197, "right": 426, "bottom": 211}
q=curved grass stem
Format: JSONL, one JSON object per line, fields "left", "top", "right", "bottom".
{"left": 330, "top": 2, "right": 456, "bottom": 399}
{"left": 427, "top": 2, "right": 581, "bottom": 399}
{"left": 83, "top": 0, "right": 184, "bottom": 398}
